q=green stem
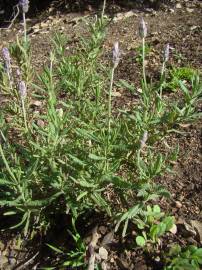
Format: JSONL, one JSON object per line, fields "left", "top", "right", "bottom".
{"left": 142, "top": 37, "right": 147, "bottom": 90}
{"left": 22, "top": 99, "right": 28, "bottom": 132}
{"left": 108, "top": 67, "right": 115, "bottom": 145}
{"left": 23, "top": 12, "right": 27, "bottom": 44}
{"left": 101, "top": 0, "right": 107, "bottom": 19}
{"left": 105, "top": 67, "right": 115, "bottom": 172}
{"left": 159, "top": 61, "right": 166, "bottom": 98}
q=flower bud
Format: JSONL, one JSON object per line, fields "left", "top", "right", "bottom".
{"left": 57, "top": 108, "right": 63, "bottom": 119}
{"left": 18, "top": 81, "right": 27, "bottom": 99}
{"left": 2, "top": 47, "right": 11, "bottom": 63}
{"left": 164, "top": 44, "right": 170, "bottom": 62}
{"left": 19, "top": 0, "right": 29, "bottom": 13}
{"left": 139, "top": 18, "right": 147, "bottom": 38}
{"left": 2, "top": 47, "right": 11, "bottom": 74}
{"left": 112, "top": 41, "right": 121, "bottom": 68}
{"left": 140, "top": 131, "right": 148, "bottom": 149}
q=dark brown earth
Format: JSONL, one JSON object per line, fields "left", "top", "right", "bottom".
{"left": 0, "top": 0, "right": 201, "bottom": 269}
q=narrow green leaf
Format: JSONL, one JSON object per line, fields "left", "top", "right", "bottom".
{"left": 46, "top": 244, "right": 63, "bottom": 254}
{"left": 89, "top": 153, "right": 106, "bottom": 161}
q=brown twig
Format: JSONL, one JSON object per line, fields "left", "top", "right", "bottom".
{"left": 0, "top": 5, "right": 20, "bottom": 30}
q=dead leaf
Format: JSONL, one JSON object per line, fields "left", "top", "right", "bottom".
{"left": 31, "top": 100, "right": 42, "bottom": 107}
{"left": 111, "top": 91, "right": 122, "bottom": 97}
{"left": 179, "top": 123, "right": 191, "bottom": 128}
{"left": 101, "top": 230, "right": 114, "bottom": 247}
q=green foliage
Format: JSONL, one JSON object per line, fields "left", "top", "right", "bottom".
{"left": 0, "top": 12, "right": 201, "bottom": 260}
{"left": 164, "top": 66, "right": 199, "bottom": 91}
{"left": 164, "top": 245, "right": 202, "bottom": 270}
{"left": 45, "top": 218, "right": 86, "bottom": 269}
{"left": 136, "top": 43, "right": 151, "bottom": 63}
{"left": 135, "top": 205, "right": 175, "bottom": 247}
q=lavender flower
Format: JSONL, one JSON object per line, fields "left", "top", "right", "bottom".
{"left": 16, "top": 69, "right": 21, "bottom": 78}
{"left": 112, "top": 42, "right": 121, "bottom": 68}
{"left": 18, "top": 81, "right": 27, "bottom": 99}
{"left": 19, "top": 0, "right": 29, "bottom": 13}
{"left": 2, "top": 47, "right": 11, "bottom": 72}
{"left": 2, "top": 48, "right": 12, "bottom": 87}
{"left": 139, "top": 18, "right": 147, "bottom": 38}
{"left": 2, "top": 47, "right": 11, "bottom": 63}
{"left": 164, "top": 44, "right": 170, "bottom": 62}
{"left": 140, "top": 131, "right": 148, "bottom": 149}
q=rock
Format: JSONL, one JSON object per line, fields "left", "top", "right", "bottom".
{"left": 113, "top": 11, "right": 137, "bottom": 22}
{"left": 187, "top": 237, "right": 198, "bottom": 245}
{"left": 99, "top": 226, "right": 107, "bottom": 235}
{"left": 169, "top": 8, "right": 175, "bottom": 13}
{"left": 178, "top": 221, "right": 196, "bottom": 238}
{"left": 99, "top": 247, "right": 108, "bottom": 260}
{"left": 101, "top": 230, "right": 114, "bottom": 247}
{"left": 190, "top": 220, "right": 202, "bottom": 244}
{"left": 190, "top": 26, "right": 199, "bottom": 31}
{"left": 186, "top": 8, "right": 194, "bottom": 13}
{"left": 175, "top": 201, "right": 182, "bottom": 208}
{"left": 176, "top": 3, "right": 182, "bottom": 9}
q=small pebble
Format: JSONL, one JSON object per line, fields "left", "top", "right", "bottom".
{"left": 175, "top": 201, "right": 182, "bottom": 208}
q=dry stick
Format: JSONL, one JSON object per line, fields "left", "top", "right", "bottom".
{"left": 0, "top": 5, "right": 19, "bottom": 30}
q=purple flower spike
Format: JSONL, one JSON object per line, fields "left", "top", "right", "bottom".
{"left": 19, "top": 0, "right": 29, "bottom": 13}
{"left": 112, "top": 41, "right": 121, "bottom": 68}
{"left": 2, "top": 47, "right": 11, "bottom": 74}
{"left": 139, "top": 17, "right": 147, "bottom": 38}
{"left": 2, "top": 47, "right": 11, "bottom": 63}
{"left": 164, "top": 44, "right": 170, "bottom": 62}
{"left": 18, "top": 81, "right": 27, "bottom": 99}
{"left": 140, "top": 131, "right": 148, "bottom": 149}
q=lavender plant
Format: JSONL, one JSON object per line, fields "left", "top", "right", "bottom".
{"left": 0, "top": 12, "right": 201, "bottom": 257}
{"left": 19, "top": 0, "right": 29, "bottom": 43}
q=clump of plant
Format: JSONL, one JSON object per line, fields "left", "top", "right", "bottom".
{"left": 0, "top": 2, "right": 201, "bottom": 268}
{"left": 164, "top": 66, "right": 199, "bottom": 91}
{"left": 164, "top": 245, "right": 202, "bottom": 270}
{"left": 135, "top": 205, "right": 175, "bottom": 249}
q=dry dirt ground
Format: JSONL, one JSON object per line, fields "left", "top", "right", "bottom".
{"left": 0, "top": 0, "right": 201, "bottom": 269}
